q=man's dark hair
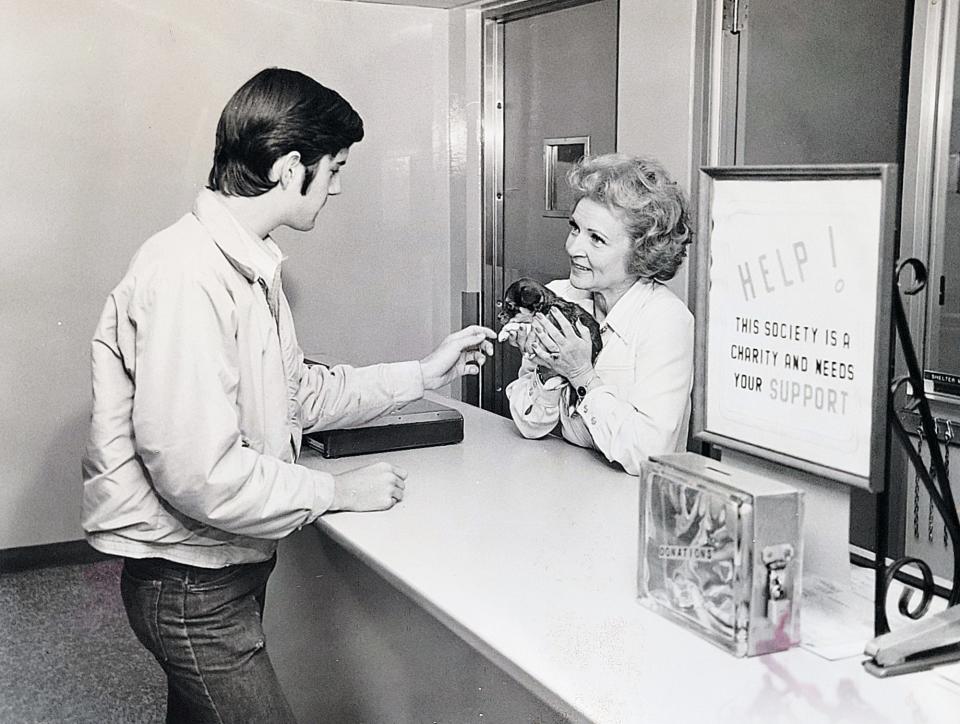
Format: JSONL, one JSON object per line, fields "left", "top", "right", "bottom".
{"left": 208, "top": 68, "right": 364, "bottom": 197}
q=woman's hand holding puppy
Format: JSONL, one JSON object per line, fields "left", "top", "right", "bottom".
{"left": 528, "top": 309, "right": 598, "bottom": 389}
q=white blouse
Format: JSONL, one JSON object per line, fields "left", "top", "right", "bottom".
{"left": 506, "top": 278, "right": 694, "bottom": 475}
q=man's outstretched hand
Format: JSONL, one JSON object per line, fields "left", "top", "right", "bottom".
{"left": 420, "top": 325, "right": 496, "bottom": 390}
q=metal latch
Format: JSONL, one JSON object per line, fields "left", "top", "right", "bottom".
{"left": 762, "top": 543, "right": 794, "bottom": 623}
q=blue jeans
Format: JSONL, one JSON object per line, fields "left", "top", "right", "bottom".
{"left": 120, "top": 555, "right": 296, "bottom": 724}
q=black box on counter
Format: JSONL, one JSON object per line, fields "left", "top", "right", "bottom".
{"left": 303, "top": 398, "right": 463, "bottom": 458}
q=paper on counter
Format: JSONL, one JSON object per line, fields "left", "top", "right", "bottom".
{"left": 799, "top": 572, "right": 875, "bottom": 660}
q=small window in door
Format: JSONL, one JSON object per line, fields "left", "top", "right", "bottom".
{"left": 543, "top": 136, "right": 589, "bottom": 217}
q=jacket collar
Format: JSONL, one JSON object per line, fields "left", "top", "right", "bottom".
{"left": 192, "top": 188, "right": 283, "bottom": 285}
{"left": 600, "top": 278, "right": 659, "bottom": 342}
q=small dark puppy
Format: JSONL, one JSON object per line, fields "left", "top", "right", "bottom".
{"left": 497, "top": 277, "right": 602, "bottom": 363}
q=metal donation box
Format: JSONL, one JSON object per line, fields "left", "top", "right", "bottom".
{"left": 638, "top": 452, "right": 804, "bottom": 657}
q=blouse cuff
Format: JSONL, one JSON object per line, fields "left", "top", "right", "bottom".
{"left": 538, "top": 374, "right": 567, "bottom": 392}
{"left": 573, "top": 383, "right": 615, "bottom": 416}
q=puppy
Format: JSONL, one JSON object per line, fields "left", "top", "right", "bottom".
{"left": 497, "top": 277, "right": 602, "bottom": 363}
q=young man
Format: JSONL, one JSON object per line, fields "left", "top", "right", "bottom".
{"left": 81, "top": 67, "right": 494, "bottom": 722}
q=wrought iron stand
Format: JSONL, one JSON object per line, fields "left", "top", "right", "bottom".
{"left": 875, "top": 258, "right": 960, "bottom": 635}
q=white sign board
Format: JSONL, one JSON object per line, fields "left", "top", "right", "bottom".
{"left": 694, "top": 166, "right": 896, "bottom": 491}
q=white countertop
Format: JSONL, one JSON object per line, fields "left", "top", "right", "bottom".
{"left": 299, "top": 396, "right": 960, "bottom": 724}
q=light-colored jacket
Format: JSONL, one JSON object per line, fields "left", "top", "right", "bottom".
{"left": 82, "top": 190, "right": 422, "bottom": 567}
{"left": 506, "top": 278, "right": 694, "bottom": 475}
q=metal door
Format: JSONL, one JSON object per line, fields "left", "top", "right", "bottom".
{"left": 716, "top": 0, "right": 908, "bottom": 166}
{"left": 481, "top": 0, "right": 618, "bottom": 416}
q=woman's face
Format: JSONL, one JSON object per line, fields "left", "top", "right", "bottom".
{"left": 565, "top": 197, "right": 637, "bottom": 294}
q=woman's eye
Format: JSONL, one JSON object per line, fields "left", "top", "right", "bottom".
{"left": 568, "top": 220, "right": 579, "bottom": 233}
{"left": 591, "top": 234, "right": 605, "bottom": 245}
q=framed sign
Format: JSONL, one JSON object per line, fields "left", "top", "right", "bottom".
{"left": 693, "top": 165, "right": 897, "bottom": 491}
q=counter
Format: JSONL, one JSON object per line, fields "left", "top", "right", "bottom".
{"left": 263, "top": 396, "right": 960, "bottom": 723}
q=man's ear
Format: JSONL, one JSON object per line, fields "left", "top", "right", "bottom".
{"left": 270, "top": 151, "right": 302, "bottom": 189}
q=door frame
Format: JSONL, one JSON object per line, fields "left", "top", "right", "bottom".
{"left": 901, "top": 0, "right": 959, "bottom": 377}
{"left": 479, "top": 0, "right": 616, "bottom": 413}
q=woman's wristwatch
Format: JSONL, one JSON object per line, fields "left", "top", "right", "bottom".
{"left": 569, "top": 370, "right": 602, "bottom": 400}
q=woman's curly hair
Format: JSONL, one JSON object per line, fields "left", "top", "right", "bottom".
{"left": 567, "top": 153, "right": 693, "bottom": 282}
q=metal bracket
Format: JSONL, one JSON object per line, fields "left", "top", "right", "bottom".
{"left": 722, "top": 0, "right": 746, "bottom": 34}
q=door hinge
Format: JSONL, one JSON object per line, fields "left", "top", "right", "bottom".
{"left": 723, "top": 0, "right": 747, "bottom": 34}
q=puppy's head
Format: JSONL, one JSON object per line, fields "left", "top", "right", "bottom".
{"left": 497, "top": 278, "right": 553, "bottom": 325}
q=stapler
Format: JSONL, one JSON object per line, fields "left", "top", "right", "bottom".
{"left": 863, "top": 606, "right": 960, "bottom": 677}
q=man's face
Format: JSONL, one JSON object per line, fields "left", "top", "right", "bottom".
{"left": 288, "top": 147, "right": 349, "bottom": 231}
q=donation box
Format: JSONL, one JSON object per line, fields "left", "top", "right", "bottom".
{"left": 638, "top": 453, "right": 804, "bottom": 657}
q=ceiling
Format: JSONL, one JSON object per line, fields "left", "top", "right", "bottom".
{"left": 341, "top": 0, "right": 481, "bottom": 9}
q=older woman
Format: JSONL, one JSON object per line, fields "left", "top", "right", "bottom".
{"left": 504, "top": 153, "right": 694, "bottom": 475}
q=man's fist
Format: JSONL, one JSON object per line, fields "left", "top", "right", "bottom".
{"left": 329, "top": 462, "right": 408, "bottom": 512}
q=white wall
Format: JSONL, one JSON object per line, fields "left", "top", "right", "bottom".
{"left": 0, "top": 0, "right": 454, "bottom": 549}
{"left": 280, "top": 4, "right": 454, "bottom": 367}
{"left": 446, "top": 7, "right": 484, "bottom": 338}
{"left": 616, "top": 0, "right": 698, "bottom": 303}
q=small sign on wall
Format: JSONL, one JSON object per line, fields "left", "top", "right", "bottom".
{"left": 693, "top": 164, "right": 897, "bottom": 491}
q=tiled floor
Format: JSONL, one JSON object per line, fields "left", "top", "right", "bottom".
{"left": 0, "top": 558, "right": 165, "bottom": 723}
